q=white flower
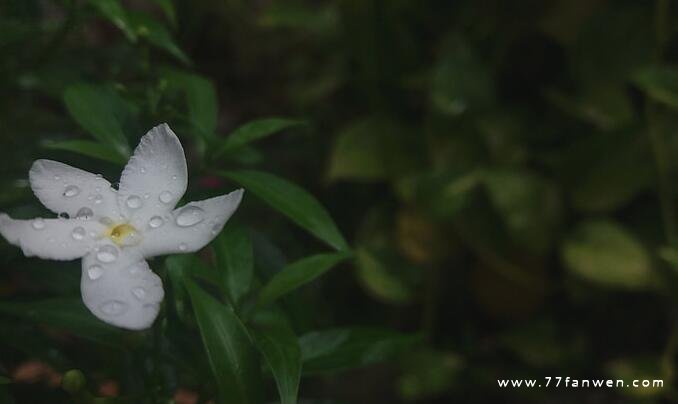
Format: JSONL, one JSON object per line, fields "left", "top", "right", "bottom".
{"left": 0, "top": 124, "right": 243, "bottom": 330}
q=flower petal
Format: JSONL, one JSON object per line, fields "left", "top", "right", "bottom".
{"left": 118, "top": 124, "right": 188, "bottom": 226}
{"left": 0, "top": 213, "right": 106, "bottom": 260}
{"left": 81, "top": 246, "right": 164, "bottom": 330}
{"left": 29, "top": 160, "right": 120, "bottom": 219}
{"left": 140, "top": 189, "right": 244, "bottom": 258}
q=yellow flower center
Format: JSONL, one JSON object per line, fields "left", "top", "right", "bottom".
{"left": 106, "top": 223, "right": 141, "bottom": 246}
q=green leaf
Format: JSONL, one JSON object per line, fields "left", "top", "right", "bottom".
{"left": 149, "top": 0, "right": 176, "bottom": 25}
{"left": 185, "top": 75, "right": 218, "bottom": 136}
{"left": 633, "top": 65, "right": 678, "bottom": 110}
{"left": 482, "top": 169, "right": 560, "bottom": 254}
{"left": 220, "top": 170, "right": 348, "bottom": 251}
{"left": 185, "top": 278, "right": 264, "bottom": 404}
{"left": 251, "top": 312, "right": 301, "bottom": 404}
{"left": 328, "top": 117, "right": 423, "bottom": 181}
{"left": 355, "top": 248, "right": 414, "bottom": 305}
{"left": 258, "top": 252, "right": 351, "bottom": 306}
{"left": 431, "top": 36, "right": 493, "bottom": 115}
{"left": 561, "top": 221, "right": 653, "bottom": 289}
{"left": 213, "top": 118, "right": 305, "bottom": 159}
{"left": 214, "top": 224, "right": 254, "bottom": 305}
{"left": 63, "top": 83, "right": 131, "bottom": 157}
{"left": 299, "top": 328, "right": 420, "bottom": 374}
{"left": 161, "top": 70, "right": 217, "bottom": 138}
{"left": 129, "top": 12, "right": 190, "bottom": 64}
{"left": 42, "top": 139, "right": 128, "bottom": 165}
{"left": 89, "top": 0, "right": 137, "bottom": 42}
{"left": 0, "top": 299, "right": 127, "bottom": 346}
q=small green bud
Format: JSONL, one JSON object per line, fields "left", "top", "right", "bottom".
{"left": 62, "top": 369, "right": 86, "bottom": 394}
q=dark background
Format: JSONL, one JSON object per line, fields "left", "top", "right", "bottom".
{"left": 0, "top": 0, "right": 677, "bottom": 403}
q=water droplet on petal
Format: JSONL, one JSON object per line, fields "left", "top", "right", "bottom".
{"left": 53, "top": 175, "right": 60, "bottom": 181}
{"left": 159, "top": 191, "right": 173, "bottom": 204}
{"left": 140, "top": 167, "right": 147, "bottom": 174}
{"left": 99, "top": 300, "right": 127, "bottom": 316}
{"left": 99, "top": 217, "right": 114, "bottom": 226}
{"left": 143, "top": 193, "right": 150, "bottom": 199}
{"left": 63, "top": 185, "right": 80, "bottom": 197}
{"left": 76, "top": 207, "right": 94, "bottom": 220}
{"left": 71, "top": 226, "right": 86, "bottom": 240}
{"left": 96, "top": 245, "right": 118, "bottom": 263}
{"left": 178, "top": 243, "right": 187, "bottom": 251}
{"left": 93, "top": 194, "right": 103, "bottom": 204}
{"left": 149, "top": 216, "right": 164, "bottom": 228}
{"left": 88, "top": 265, "right": 103, "bottom": 280}
{"left": 32, "top": 218, "right": 45, "bottom": 230}
{"left": 172, "top": 175, "right": 178, "bottom": 180}
{"left": 132, "top": 287, "right": 146, "bottom": 300}
{"left": 126, "top": 195, "right": 143, "bottom": 209}
{"left": 175, "top": 206, "right": 205, "bottom": 227}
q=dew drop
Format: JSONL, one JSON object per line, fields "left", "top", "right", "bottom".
{"left": 63, "top": 185, "right": 80, "bottom": 197}
{"left": 143, "top": 193, "right": 150, "bottom": 199}
{"left": 31, "top": 218, "right": 45, "bottom": 230}
{"left": 53, "top": 175, "right": 61, "bottom": 181}
{"left": 178, "top": 243, "right": 187, "bottom": 251}
{"left": 126, "top": 195, "right": 143, "bottom": 209}
{"left": 132, "top": 287, "right": 146, "bottom": 300}
{"left": 172, "top": 175, "right": 178, "bottom": 180}
{"left": 129, "top": 264, "right": 141, "bottom": 275}
{"left": 76, "top": 207, "right": 94, "bottom": 220}
{"left": 159, "top": 190, "right": 173, "bottom": 204}
{"left": 99, "top": 300, "right": 127, "bottom": 316}
{"left": 211, "top": 222, "right": 221, "bottom": 235}
{"left": 140, "top": 167, "right": 147, "bottom": 174}
{"left": 71, "top": 226, "right": 86, "bottom": 240}
{"left": 88, "top": 265, "right": 103, "bottom": 280}
{"left": 149, "top": 216, "right": 164, "bottom": 228}
{"left": 96, "top": 245, "right": 118, "bottom": 263}
{"left": 175, "top": 206, "right": 205, "bottom": 227}
{"left": 93, "top": 194, "right": 103, "bottom": 204}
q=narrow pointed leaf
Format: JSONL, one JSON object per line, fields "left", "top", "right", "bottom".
{"left": 214, "top": 224, "right": 254, "bottom": 305}
{"left": 185, "top": 278, "right": 264, "bottom": 404}
{"left": 42, "top": 139, "right": 128, "bottom": 165}
{"left": 220, "top": 170, "right": 348, "bottom": 250}
{"left": 63, "top": 83, "right": 130, "bottom": 157}
{"left": 213, "top": 118, "right": 305, "bottom": 159}
{"left": 258, "top": 252, "right": 351, "bottom": 306}
{"left": 252, "top": 312, "right": 301, "bottom": 404}
{"left": 0, "top": 299, "right": 126, "bottom": 346}
{"left": 89, "top": 0, "right": 138, "bottom": 42}
{"left": 299, "top": 328, "right": 420, "bottom": 373}
{"left": 129, "top": 12, "right": 190, "bottom": 64}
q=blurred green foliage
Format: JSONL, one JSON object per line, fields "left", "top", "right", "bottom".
{"left": 1, "top": 0, "right": 678, "bottom": 403}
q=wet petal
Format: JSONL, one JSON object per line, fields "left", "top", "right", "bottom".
{"left": 140, "top": 189, "right": 243, "bottom": 258}
{"left": 29, "top": 160, "right": 120, "bottom": 219}
{"left": 117, "top": 124, "right": 188, "bottom": 226}
{"left": 81, "top": 246, "right": 163, "bottom": 330}
{"left": 0, "top": 213, "right": 106, "bottom": 260}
